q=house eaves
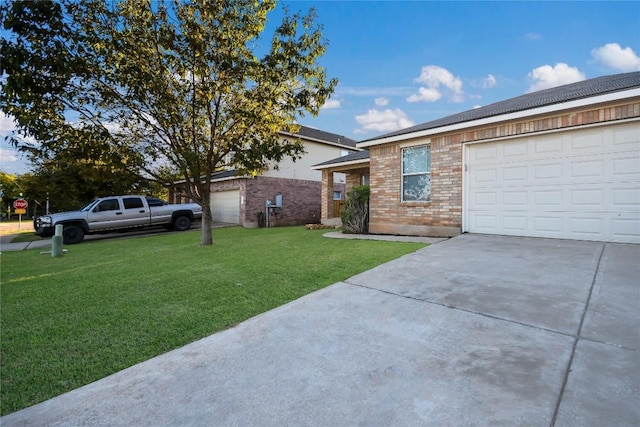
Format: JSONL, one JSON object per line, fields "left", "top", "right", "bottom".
{"left": 170, "top": 169, "right": 245, "bottom": 185}
{"left": 312, "top": 150, "right": 370, "bottom": 170}
{"left": 358, "top": 71, "right": 640, "bottom": 148}
{"left": 281, "top": 125, "right": 360, "bottom": 151}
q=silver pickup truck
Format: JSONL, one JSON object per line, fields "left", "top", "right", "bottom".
{"left": 34, "top": 195, "right": 203, "bottom": 244}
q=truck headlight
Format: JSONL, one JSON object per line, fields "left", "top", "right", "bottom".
{"left": 37, "top": 216, "right": 52, "bottom": 227}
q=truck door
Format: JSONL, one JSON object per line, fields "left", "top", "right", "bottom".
{"left": 89, "top": 198, "right": 124, "bottom": 230}
{"left": 121, "top": 197, "right": 150, "bottom": 227}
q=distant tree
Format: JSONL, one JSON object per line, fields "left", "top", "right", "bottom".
{"left": 1, "top": 0, "right": 337, "bottom": 245}
{"left": 0, "top": 172, "right": 21, "bottom": 218}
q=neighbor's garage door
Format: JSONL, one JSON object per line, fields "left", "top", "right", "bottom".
{"left": 211, "top": 190, "right": 240, "bottom": 224}
{"left": 464, "top": 121, "right": 640, "bottom": 243}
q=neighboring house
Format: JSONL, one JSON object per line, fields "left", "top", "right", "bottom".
{"left": 169, "top": 125, "right": 358, "bottom": 227}
{"left": 314, "top": 72, "right": 640, "bottom": 244}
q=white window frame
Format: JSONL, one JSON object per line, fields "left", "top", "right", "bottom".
{"left": 401, "top": 144, "right": 431, "bottom": 202}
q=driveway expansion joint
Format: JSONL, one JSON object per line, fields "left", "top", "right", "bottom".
{"left": 550, "top": 243, "right": 606, "bottom": 427}
{"left": 344, "top": 280, "right": 575, "bottom": 339}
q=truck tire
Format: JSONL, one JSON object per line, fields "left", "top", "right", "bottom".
{"left": 173, "top": 216, "right": 191, "bottom": 231}
{"left": 63, "top": 225, "right": 85, "bottom": 244}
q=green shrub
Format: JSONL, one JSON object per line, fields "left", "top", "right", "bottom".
{"left": 341, "top": 185, "right": 370, "bottom": 234}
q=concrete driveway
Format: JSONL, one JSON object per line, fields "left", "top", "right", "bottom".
{"left": 2, "top": 234, "right": 638, "bottom": 426}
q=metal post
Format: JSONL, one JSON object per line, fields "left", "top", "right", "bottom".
{"left": 51, "top": 224, "right": 64, "bottom": 257}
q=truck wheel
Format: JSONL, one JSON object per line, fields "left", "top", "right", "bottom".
{"left": 63, "top": 225, "right": 85, "bottom": 244}
{"left": 173, "top": 216, "right": 191, "bottom": 231}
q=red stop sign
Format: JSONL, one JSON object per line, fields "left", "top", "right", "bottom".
{"left": 13, "top": 198, "right": 28, "bottom": 209}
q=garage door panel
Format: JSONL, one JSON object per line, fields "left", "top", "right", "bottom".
{"left": 535, "top": 138, "right": 563, "bottom": 154}
{"left": 503, "top": 191, "right": 528, "bottom": 206}
{"left": 470, "top": 167, "right": 497, "bottom": 186}
{"left": 534, "top": 163, "right": 563, "bottom": 181}
{"left": 502, "top": 215, "right": 528, "bottom": 231}
{"left": 465, "top": 122, "right": 640, "bottom": 243}
{"left": 534, "top": 216, "right": 563, "bottom": 233}
{"left": 472, "top": 144, "right": 498, "bottom": 160}
{"left": 533, "top": 190, "right": 562, "bottom": 206}
{"left": 570, "top": 159, "right": 604, "bottom": 179}
{"left": 612, "top": 186, "right": 640, "bottom": 209}
{"left": 503, "top": 165, "right": 528, "bottom": 182}
{"left": 502, "top": 140, "right": 528, "bottom": 157}
{"left": 569, "top": 188, "right": 605, "bottom": 208}
{"left": 211, "top": 190, "right": 240, "bottom": 224}
{"left": 612, "top": 125, "right": 640, "bottom": 147}
{"left": 612, "top": 156, "right": 640, "bottom": 178}
{"left": 571, "top": 132, "right": 602, "bottom": 150}
{"left": 569, "top": 217, "right": 604, "bottom": 236}
{"left": 611, "top": 217, "right": 640, "bottom": 240}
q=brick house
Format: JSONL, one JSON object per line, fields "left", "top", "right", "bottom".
{"left": 314, "top": 72, "right": 640, "bottom": 244}
{"left": 169, "top": 125, "right": 358, "bottom": 228}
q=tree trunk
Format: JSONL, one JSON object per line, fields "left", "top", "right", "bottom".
{"left": 200, "top": 191, "right": 214, "bottom": 246}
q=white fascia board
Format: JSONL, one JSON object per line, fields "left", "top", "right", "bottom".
{"left": 357, "top": 88, "right": 640, "bottom": 148}
{"left": 311, "top": 158, "right": 370, "bottom": 170}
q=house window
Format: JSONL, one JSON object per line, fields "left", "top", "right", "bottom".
{"left": 333, "top": 191, "right": 342, "bottom": 200}
{"left": 361, "top": 175, "right": 370, "bottom": 186}
{"left": 402, "top": 145, "right": 431, "bottom": 201}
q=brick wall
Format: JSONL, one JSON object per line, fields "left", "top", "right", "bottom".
{"left": 369, "top": 99, "right": 640, "bottom": 237}
{"left": 244, "top": 176, "right": 321, "bottom": 227}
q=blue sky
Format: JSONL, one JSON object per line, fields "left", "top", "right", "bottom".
{"left": 1, "top": 0, "right": 639, "bottom": 174}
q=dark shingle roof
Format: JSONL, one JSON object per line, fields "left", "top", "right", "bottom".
{"left": 210, "top": 169, "right": 238, "bottom": 180}
{"left": 313, "top": 150, "right": 370, "bottom": 168}
{"left": 362, "top": 71, "right": 640, "bottom": 142}
{"left": 288, "top": 125, "right": 358, "bottom": 149}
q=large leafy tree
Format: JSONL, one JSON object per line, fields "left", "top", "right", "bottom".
{"left": 1, "top": 0, "right": 336, "bottom": 245}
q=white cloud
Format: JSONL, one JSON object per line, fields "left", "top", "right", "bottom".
{"left": 374, "top": 97, "right": 389, "bottom": 106}
{"left": 0, "top": 111, "right": 18, "bottom": 135}
{"left": 527, "top": 63, "right": 586, "bottom": 93}
{"left": 407, "top": 87, "right": 441, "bottom": 103}
{"left": 322, "top": 98, "right": 341, "bottom": 109}
{"left": 591, "top": 43, "right": 640, "bottom": 72}
{"left": 354, "top": 108, "right": 415, "bottom": 134}
{"left": 525, "top": 32, "right": 541, "bottom": 41}
{"left": 483, "top": 74, "right": 497, "bottom": 89}
{"left": 408, "top": 65, "right": 464, "bottom": 103}
{"left": 0, "top": 147, "right": 18, "bottom": 163}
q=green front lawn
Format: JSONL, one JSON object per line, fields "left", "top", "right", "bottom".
{"left": 0, "top": 226, "right": 426, "bottom": 415}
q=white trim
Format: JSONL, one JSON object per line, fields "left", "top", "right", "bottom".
{"left": 462, "top": 144, "right": 470, "bottom": 233}
{"left": 358, "top": 88, "right": 640, "bottom": 148}
{"left": 311, "top": 158, "right": 370, "bottom": 170}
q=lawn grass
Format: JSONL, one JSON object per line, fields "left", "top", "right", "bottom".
{"left": 0, "top": 226, "right": 426, "bottom": 415}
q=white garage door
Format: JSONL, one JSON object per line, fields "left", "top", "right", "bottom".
{"left": 464, "top": 121, "right": 640, "bottom": 243}
{"left": 211, "top": 190, "right": 240, "bottom": 224}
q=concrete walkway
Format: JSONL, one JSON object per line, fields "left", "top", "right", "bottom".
{"left": 2, "top": 234, "right": 639, "bottom": 426}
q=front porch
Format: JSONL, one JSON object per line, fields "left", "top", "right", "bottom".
{"left": 314, "top": 151, "right": 370, "bottom": 227}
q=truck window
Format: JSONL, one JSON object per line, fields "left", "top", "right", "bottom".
{"left": 94, "top": 199, "right": 120, "bottom": 212}
{"left": 146, "top": 198, "right": 168, "bottom": 207}
{"left": 123, "top": 197, "right": 144, "bottom": 209}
